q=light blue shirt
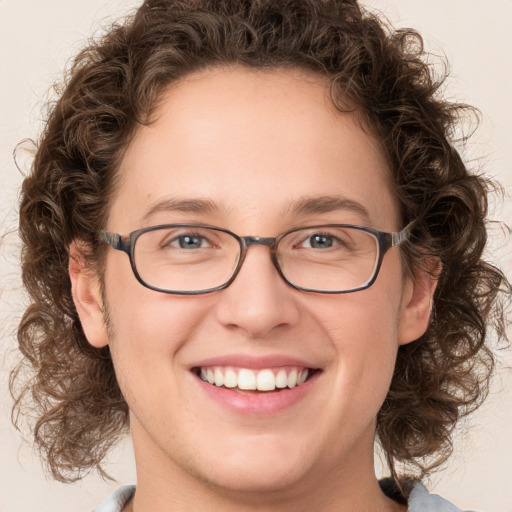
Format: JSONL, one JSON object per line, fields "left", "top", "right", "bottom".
{"left": 92, "top": 482, "right": 475, "bottom": 511}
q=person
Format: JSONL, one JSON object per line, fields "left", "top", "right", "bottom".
{"left": 9, "top": 0, "right": 511, "bottom": 510}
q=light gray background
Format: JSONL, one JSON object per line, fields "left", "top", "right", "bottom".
{"left": 1, "top": 1, "right": 510, "bottom": 511}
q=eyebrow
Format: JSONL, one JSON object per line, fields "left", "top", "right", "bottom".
{"left": 141, "top": 197, "right": 220, "bottom": 222}
{"left": 141, "top": 194, "right": 371, "bottom": 225}
{"left": 287, "top": 195, "right": 372, "bottom": 224}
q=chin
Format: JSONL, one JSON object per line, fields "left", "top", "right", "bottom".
{"left": 192, "top": 439, "right": 315, "bottom": 495}
{"left": 203, "top": 461, "right": 309, "bottom": 495}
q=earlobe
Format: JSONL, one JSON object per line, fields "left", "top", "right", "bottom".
{"left": 397, "top": 257, "right": 441, "bottom": 346}
{"left": 69, "top": 242, "right": 109, "bottom": 348}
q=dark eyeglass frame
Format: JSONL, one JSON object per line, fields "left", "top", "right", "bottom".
{"left": 99, "top": 223, "right": 411, "bottom": 295}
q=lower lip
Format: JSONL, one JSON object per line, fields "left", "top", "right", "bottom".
{"left": 194, "top": 372, "right": 319, "bottom": 415}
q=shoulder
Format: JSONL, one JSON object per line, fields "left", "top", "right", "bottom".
{"left": 380, "top": 479, "right": 478, "bottom": 512}
{"left": 407, "top": 482, "right": 477, "bottom": 512}
{"left": 91, "top": 485, "right": 135, "bottom": 512}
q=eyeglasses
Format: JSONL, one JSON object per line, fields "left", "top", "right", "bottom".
{"left": 100, "top": 223, "right": 411, "bottom": 295}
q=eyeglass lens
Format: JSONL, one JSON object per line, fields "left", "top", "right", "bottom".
{"left": 132, "top": 225, "right": 380, "bottom": 293}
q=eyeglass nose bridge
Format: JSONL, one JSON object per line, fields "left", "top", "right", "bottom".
{"left": 241, "top": 235, "right": 276, "bottom": 247}
{"left": 229, "top": 235, "right": 283, "bottom": 285}
{"left": 238, "top": 235, "right": 279, "bottom": 261}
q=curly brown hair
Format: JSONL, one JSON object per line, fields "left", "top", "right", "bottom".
{"left": 10, "top": 0, "right": 510, "bottom": 488}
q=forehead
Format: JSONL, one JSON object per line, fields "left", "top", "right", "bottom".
{"left": 110, "top": 67, "right": 399, "bottom": 233}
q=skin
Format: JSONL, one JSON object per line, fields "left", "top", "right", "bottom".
{"left": 70, "top": 67, "right": 437, "bottom": 512}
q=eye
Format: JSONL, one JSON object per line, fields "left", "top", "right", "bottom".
{"left": 165, "top": 233, "right": 213, "bottom": 250}
{"left": 301, "top": 233, "right": 339, "bottom": 249}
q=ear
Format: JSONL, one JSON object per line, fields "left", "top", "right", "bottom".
{"left": 397, "top": 257, "right": 441, "bottom": 346}
{"left": 69, "top": 242, "right": 109, "bottom": 348}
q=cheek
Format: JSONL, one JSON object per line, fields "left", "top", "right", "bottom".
{"left": 104, "top": 290, "right": 216, "bottom": 435}
{"left": 103, "top": 251, "right": 211, "bottom": 352}
{"left": 106, "top": 292, "right": 214, "bottom": 364}
{"left": 311, "top": 269, "right": 404, "bottom": 403}
{"left": 102, "top": 260, "right": 216, "bottom": 414}
{"left": 311, "top": 281, "right": 402, "bottom": 355}
{"left": 330, "top": 296, "right": 399, "bottom": 379}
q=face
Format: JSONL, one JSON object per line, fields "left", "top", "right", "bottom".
{"left": 72, "top": 67, "right": 434, "bottom": 502}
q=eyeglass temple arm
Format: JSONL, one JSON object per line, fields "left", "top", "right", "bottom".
{"left": 99, "top": 231, "right": 126, "bottom": 251}
{"left": 391, "top": 223, "right": 413, "bottom": 246}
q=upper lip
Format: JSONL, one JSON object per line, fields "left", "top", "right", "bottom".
{"left": 190, "top": 354, "right": 320, "bottom": 370}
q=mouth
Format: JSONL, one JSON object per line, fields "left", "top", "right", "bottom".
{"left": 190, "top": 355, "right": 322, "bottom": 414}
{"left": 192, "top": 366, "right": 317, "bottom": 393}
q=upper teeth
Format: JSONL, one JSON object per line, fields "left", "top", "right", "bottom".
{"left": 199, "top": 366, "right": 309, "bottom": 391}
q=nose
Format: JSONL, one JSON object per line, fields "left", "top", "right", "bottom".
{"left": 215, "top": 244, "right": 301, "bottom": 338}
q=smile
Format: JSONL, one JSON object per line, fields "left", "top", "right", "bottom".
{"left": 195, "top": 366, "right": 311, "bottom": 392}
